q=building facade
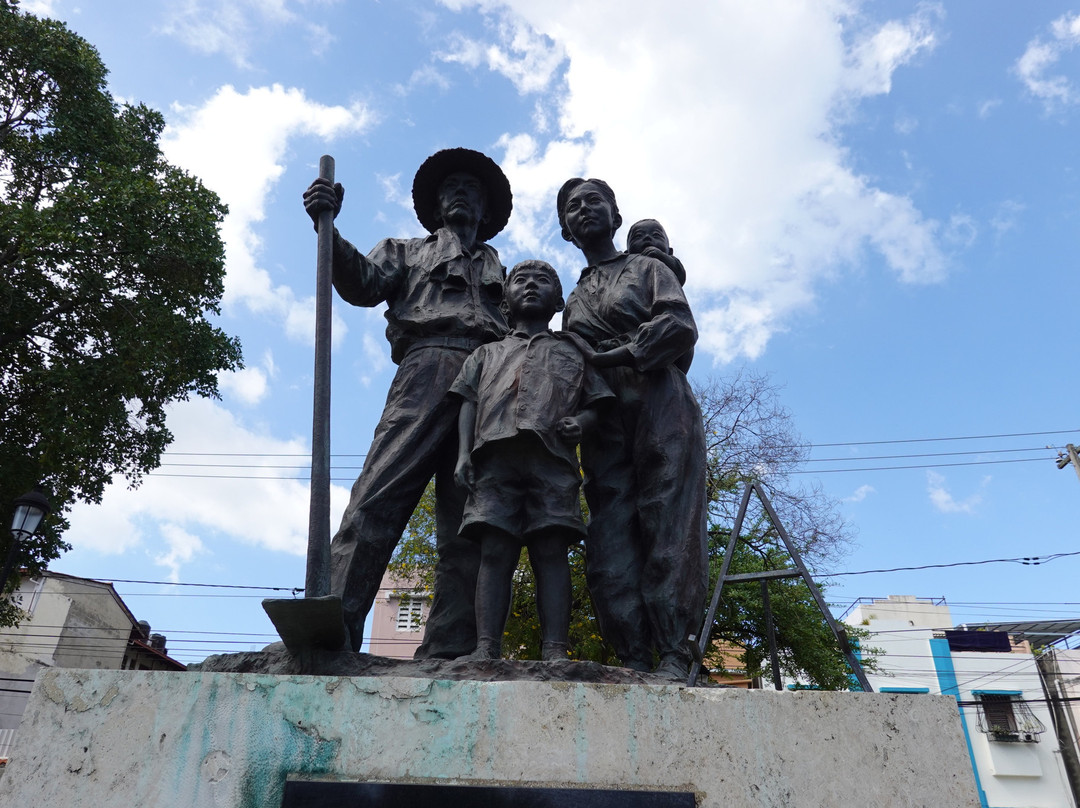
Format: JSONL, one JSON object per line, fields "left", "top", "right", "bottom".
{"left": 842, "top": 595, "right": 1076, "bottom": 808}
{"left": 0, "top": 571, "right": 184, "bottom": 764}
{"left": 366, "top": 569, "right": 430, "bottom": 659}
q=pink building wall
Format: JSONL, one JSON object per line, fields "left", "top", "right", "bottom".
{"left": 366, "top": 569, "right": 429, "bottom": 659}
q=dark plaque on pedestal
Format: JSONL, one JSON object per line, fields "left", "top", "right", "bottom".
{"left": 282, "top": 781, "right": 696, "bottom": 807}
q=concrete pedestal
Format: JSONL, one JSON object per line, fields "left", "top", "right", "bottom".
{"left": 0, "top": 669, "right": 980, "bottom": 807}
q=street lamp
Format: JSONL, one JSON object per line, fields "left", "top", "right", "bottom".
{"left": 2, "top": 488, "right": 51, "bottom": 596}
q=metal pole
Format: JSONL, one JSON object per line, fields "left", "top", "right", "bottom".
{"left": 1058, "top": 444, "right": 1080, "bottom": 484}
{"left": 762, "top": 579, "right": 783, "bottom": 691}
{"left": 752, "top": 480, "right": 873, "bottom": 692}
{"left": 688, "top": 483, "right": 754, "bottom": 686}
{"left": 306, "top": 154, "right": 335, "bottom": 598}
{"left": 0, "top": 535, "right": 21, "bottom": 597}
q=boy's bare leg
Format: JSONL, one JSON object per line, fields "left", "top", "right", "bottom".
{"left": 460, "top": 532, "right": 521, "bottom": 660}
{"left": 529, "top": 533, "right": 571, "bottom": 661}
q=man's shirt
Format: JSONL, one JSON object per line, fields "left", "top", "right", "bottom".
{"left": 332, "top": 228, "right": 508, "bottom": 363}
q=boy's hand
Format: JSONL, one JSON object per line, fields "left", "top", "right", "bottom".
{"left": 557, "top": 416, "right": 583, "bottom": 444}
{"left": 454, "top": 454, "right": 474, "bottom": 489}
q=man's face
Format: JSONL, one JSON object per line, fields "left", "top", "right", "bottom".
{"left": 563, "top": 181, "right": 616, "bottom": 244}
{"left": 505, "top": 265, "right": 560, "bottom": 322}
{"left": 436, "top": 171, "right": 487, "bottom": 228}
{"left": 627, "top": 220, "right": 670, "bottom": 254}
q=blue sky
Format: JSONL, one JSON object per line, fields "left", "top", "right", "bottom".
{"left": 20, "top": 0, "right": 1080, "bottom": 665}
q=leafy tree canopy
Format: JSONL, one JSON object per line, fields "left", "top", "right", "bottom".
{"left": 0, "top": 1, "right": 242, "bottom": 620}
{"left": 391, "top": 371, "right": 873, "bottom": 688}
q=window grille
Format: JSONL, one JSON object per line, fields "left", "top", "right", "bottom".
{"left": 395, "top": 596, "right": 425, "bottom": 632}
{"left": 974, "top": 694, "right": 1045, "bottom": 742}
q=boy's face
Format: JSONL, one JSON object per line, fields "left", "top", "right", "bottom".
{"left": 505, "top": 265, "right": 561, "bottom": 322}
{"left": 627, "top": 220, "right": 670, "bottom": 254}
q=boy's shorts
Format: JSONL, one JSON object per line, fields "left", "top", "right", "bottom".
{"left": 460, "top": 434, "right": 586, "bottom": 544}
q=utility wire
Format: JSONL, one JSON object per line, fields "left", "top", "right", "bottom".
{"left": 797, "top": 429, "right": 1078, "bottom": 449}
{"left": 144, "top": 455, "right": 1058, "bottom": 480}
{"left": 790, "top": 456, "right": 1052, "bottom": 474}
{"left": 803, "top": 446, "right": 1053, "bottom": 462}
{"left": 98, "top": 578, "right": 300, "bottom": 592}
{"left": 819, "top": 550, "right": 1080, "bottom": 578}
{"left": 158, "top": 429, "right": 1079, "bottom": 458}
{"left": 161, "top": 444, "right": 1057, "bottom": 467}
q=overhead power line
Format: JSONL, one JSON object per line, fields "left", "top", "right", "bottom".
{"left": 143, "top": 455, "right": 1058, "bottom": 481}
{"left": 65, "top": 549, "right": 1080, "bottom": 598}
{"left": 804, "top": 446, "right": 1053, "bottom": 463}
{"left": 798, "top": 429, "right": 1078, "bottom": 449}
{"left": 789, "top": 456, "right": 1051, "bottom": 474}
{"left": 820, "top": 550, "right": 1080, "bottom": 578}
{"left": 148, "top": 434, "right": 1074, "bottom": 479}
{"left": 159, "top": 429, "right": 1078, "bottom": 459}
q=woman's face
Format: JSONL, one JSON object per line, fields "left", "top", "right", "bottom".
{"left": 563, "top": 182, "right": 616, "bottom": 244}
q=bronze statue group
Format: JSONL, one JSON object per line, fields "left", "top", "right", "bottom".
{"left": 303, "top": 148, "right": 707, "bottom": 681}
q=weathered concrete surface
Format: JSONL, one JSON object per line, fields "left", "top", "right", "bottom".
{"left": 0, "top": 670, "right": 980, "bottom": 808}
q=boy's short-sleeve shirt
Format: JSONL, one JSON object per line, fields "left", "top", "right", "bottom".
{"left": 451, "top": 330, "right": 613, "bottom": 469}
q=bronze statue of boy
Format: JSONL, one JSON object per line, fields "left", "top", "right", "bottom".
{"left": 450, "top": 260, "right": 613, "bottom": 661}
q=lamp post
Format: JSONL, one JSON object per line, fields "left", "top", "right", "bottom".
{"left": 2, "top": 488, "right": 51, "bottom": 596}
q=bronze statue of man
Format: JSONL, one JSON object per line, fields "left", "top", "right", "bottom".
{"left": 303, "top": 148, "right": 513, "bottom": 658}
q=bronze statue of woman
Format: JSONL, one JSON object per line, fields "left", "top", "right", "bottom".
{"left": 558, "top": 178, "right": 708, "bottom": 681}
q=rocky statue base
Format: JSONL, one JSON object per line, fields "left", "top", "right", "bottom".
{"left": 0, "top": 667, "right": 980, "bottom": 807}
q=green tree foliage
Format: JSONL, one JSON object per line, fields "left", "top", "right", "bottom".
{"left": 390, "top": 371, "right": 867, "bottom": 687}
{"left": 389, "top": 482, "right": 616, "bottom": 664}
{"left": 0, "top": 2, "right": 242, "bottom": 620}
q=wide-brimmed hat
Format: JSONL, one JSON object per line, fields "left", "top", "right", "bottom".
{"left": 412, "top": 148, "right": 513, "bottom": 242}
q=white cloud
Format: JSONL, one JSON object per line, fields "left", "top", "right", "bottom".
{"left": 926, "top": 471, "right": 986, "bottom": 515}
{"left": 283, "top": 297, "right": 349, "bottom": 349}
{"left": 66, "top": 398, "right": 351, "bottom": 558}
{"left": 219, "top": 366, "right": 269, "bottom": 405}
{"left": 977, "top": 99, "right": 1002, "bottom": 119}
{"left": 1015, "top": 12, "right": 1080, "bottom": 111}
{"left": 944, "top": 213, "right": 977, "bottom": 249}
{"left": 894, "top": 114, "right": 919, "bottom": 135}
{"left": 356, "top": 331, "right": 392, "bottom": 387}
{"left": 990, "top": 199, "right": 1025, "bottom": 240}
{"left": 843, "top": 484, "right": 876, "bottom": 504}
{"left": 394, "top": 65, "right": 452, "bottom": 96}
{"left": 20, "top": 0, "right": 57, "bottom": 15}
{"left": 261, "top": 348, "right": 279, "bottom": 379}
{"left": 442, "top": 0, "right": 949, "bottom": 362}
{"left": 161, "top": 84, "right": 373, "bottom": 343}
{"left": 376, "top": 172, "right": 412, "bottom": 210}
{"left": 842, "top": 5, "right": 941, "bottom": 97}
{"left": 154, "top": 524, "right": 206, "bottom": 583}
{"left": 439, "top": 15, "right": 566, "bottom": 94}
{"left": 160, "top": 0, "right": 335, "bottom": 68}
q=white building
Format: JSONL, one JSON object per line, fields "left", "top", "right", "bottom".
{"left": 842, "top": 595, "right": 1077, "bottom": 808}
{"left": 0, "top": 570, "right": 184, "bottom": 765}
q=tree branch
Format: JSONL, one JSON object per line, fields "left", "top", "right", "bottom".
{"left": 0, "top": 297, "right": 78, "bottom": 350}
